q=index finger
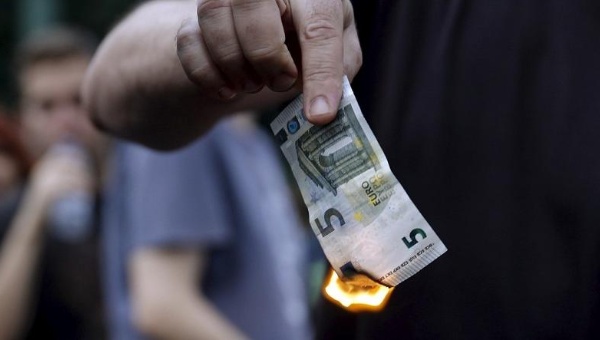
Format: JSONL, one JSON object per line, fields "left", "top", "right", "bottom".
{"left": 232, "top": 0, "right": 299, "bottom": 92}
{"left": 291, "top": 0, "right": 345, "bottom": 124}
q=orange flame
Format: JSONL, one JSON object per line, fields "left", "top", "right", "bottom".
{"left": 322, "top": 269, "right": 394, "bottom": 312}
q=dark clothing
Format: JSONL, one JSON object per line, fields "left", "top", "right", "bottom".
{"left": 318, "top": 0, "right": 600, "bottom": 339}
{"left": 0, "top": 190, "right": 105, "bottom": 340}
{"left": 0, "top": 187, "right": 23, "bottom": 240}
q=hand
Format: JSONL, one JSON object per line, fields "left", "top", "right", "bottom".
{"left": 26, "top": 147, "right": 93, "bottom": 213}
{"left": 177, "top": 0, "right": 362, "bottom": 124}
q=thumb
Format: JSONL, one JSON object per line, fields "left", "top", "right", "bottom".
{"left": 293, "top": 0, "right": 344, "bottom": 124}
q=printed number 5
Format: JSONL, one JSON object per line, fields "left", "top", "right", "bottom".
{"left": 402, "top": 228, "right": 427, "bottom": 248}
{"left": 315, "top": 208, "right": 345, "bottom": 237}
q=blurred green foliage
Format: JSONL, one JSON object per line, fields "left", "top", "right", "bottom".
{"left": 0, "top": 0, "right": 140, "bottom": 109}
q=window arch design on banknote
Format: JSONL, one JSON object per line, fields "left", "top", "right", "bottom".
{"left": 296, "top": 104, "right": 381, "bottom": 196}
{"left": 271, "top": 77, "right": 447, "bottom": 287}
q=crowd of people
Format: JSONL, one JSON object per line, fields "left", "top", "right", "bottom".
{"left": 1, "top": 0, "right": 599, "bottom": 339}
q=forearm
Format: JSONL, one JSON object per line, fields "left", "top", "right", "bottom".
{"left": 0, "top": 194, "right": 47, "bottom": 340}
{"left": 137, "top": 292, "right": 248, "bottom": 340}
{"left": 83, "top": 0, "right": 203, "bottom": 149}
{"left": 131, "top": 248, "right": 248, "bottom": 339}
{"left": 83, "top": 0, "right": 295, "bottom": 150}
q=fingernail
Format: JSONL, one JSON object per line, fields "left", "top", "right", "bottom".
{"left": 310, "top": 96, "right": 331, "bottom": 117}
{"left": 271, "top": 73, "right": 297, "bottom": 92}
{"left": 218, "top": 87, "right": 237, "bottom": 100}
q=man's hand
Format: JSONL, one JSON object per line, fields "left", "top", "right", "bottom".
{"left": 83, "top": 0, "right": 360, "bottom": 149}
{"left": 177, "top": 0, "right": 362, "bottom": 124}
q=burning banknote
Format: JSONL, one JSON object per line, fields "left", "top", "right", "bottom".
{"left": 271, "top": 77, "right": 447, "bottom": 310}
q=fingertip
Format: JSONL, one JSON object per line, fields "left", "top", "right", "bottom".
{"left": 306, "top": 112, "right": 337, "bottom": 125}
{"left": 305, "top": 95, "right": 338, "bottom": 125}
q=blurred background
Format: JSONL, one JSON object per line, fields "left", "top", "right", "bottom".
{"left": 0, "top": 0, "right": 139, "bottom": 109}
{"left": 1, "top": 2, "right": 321, "bottom": 339}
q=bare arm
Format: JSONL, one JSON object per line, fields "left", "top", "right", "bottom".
{"left": 83, "top": 0, "right": 296, "bottom": 150}
{"left": 0, "top": 192, "right": 47, "bottom": 340}
{"left": 82, "top": 0, "right": 361, "bottom": 150}
{"left": 0, "top": 151, "right": 92, "bottom": 339}
{"left": 130, "top": 248, "right": 248, "bottom": 340}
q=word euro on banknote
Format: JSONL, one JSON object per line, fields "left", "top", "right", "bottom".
{"left": 271, "top": 77, "right": 447, "bottom": 287}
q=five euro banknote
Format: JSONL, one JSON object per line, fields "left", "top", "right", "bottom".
{"left": 271, "top": 77, "right": 447, "bottom": 287}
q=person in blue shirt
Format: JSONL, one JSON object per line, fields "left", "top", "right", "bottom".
{"left": 103, "top": 115, "right": 311, "bottom": 339}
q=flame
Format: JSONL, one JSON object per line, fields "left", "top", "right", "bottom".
{"left": 323, "top": 269, "right": 394, "bottom": 312}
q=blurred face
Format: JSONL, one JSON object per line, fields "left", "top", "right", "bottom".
{"left": 19, "top": 56, "right": 106, "bottom": 159}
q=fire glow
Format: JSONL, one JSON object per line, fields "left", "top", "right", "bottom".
{"left": 323, "top": 269, "right": 394, "bottom": 312}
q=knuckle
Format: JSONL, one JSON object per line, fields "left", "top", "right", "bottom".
{"left": 185, "top": 66, "right": 227, "bottom": 97}
{"left": 187, "top": 65, "right": 215, "bottom": 85}
{"left": 176, "top": 46, "right": 195, "bottom": 67}
{"left": 344, "top": 57, "right": 361, "bottom": 80}
{"left": 343, "top": 0, "right": 355, "bottom": 28}
{"left": 198, "top": 0, "right": 231, "bottom": 19}
{"left": 347, "top": 39, "right": 363, "bottom": 69}
{"left": 304, "top": 64, "right": 340, "bottom": 83}
{"left": 302, "top": 18, "right": 342, "bottom": 44}
{"left": 214, "top": 44, "right": 244, "bottom": 65}
{"left": 176, "top": 23, "right": 199, "bottom": 51}
{"left": 231, "top": 0, "right": 272, "bottom": 13}
{"left": 245, "top": 45, "right": 286, "bottom": 65}
{"left": 356, "top": 49, "right": 363, "bottom": 68}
